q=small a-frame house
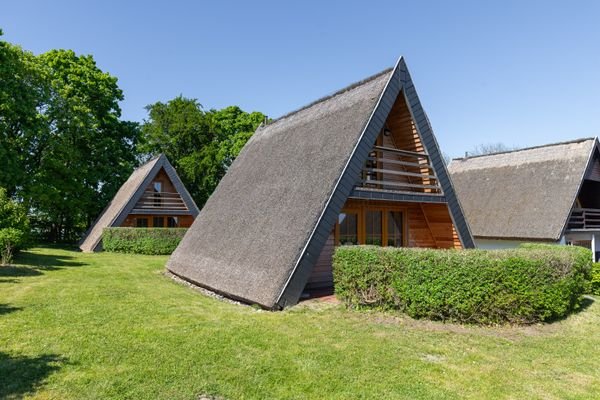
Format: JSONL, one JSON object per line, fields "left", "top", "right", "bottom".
{"left": 167, "top": 57, "right": 474, "bottom": 309}
{"left": 448, "top": 137, "right": 600, "bottom": 259}
{"left": 79, "top": 154, "right": 199, "bottom": 252}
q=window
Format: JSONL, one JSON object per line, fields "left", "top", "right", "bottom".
{"left": 387, "top": 211, "right": 403, "bottom": 247}
{"left": 167, "top": 216, "right": 178, "bottom": 228}
{"left": 338, "top": 212, "right": 358, "bottom": 245}
{"left": 336, "top": 206, "right": 405, "bottom": 248}
{"left": 365, "top": 210, "right": 382, "bottom": 245}
{"left": 153, "top": 216, "right": 164, "bottom": 227}
{"left": 136, "top": 218, "right": 148, "bottom": 227}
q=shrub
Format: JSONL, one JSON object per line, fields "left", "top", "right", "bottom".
{"left": 0, "top": 228, "right": 26, "bottom": 265}
{"left": 591, "top": 263, "right": 600, "bottom": 296}
{"left": 0, "top": 187, "right": 30, "bottom": 264}
{"left": 333, "top": 245, "right": 591, "bottom": 325}
{"left": 102, "top": 227, "right": 187, "bottom": 255}
{"left": 0, "top": 187, "right": 29, "bottom": 233}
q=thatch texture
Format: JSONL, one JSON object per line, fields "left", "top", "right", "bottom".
{"left": 448, "top": 138, "right": 596, "bottom": 241}
{"left": 167, "top": 69, "right": 393, "bottom": 309}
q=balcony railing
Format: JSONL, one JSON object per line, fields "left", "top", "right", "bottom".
{"left": 358, "top": 146, "right": 442, "bottom": 194}
{"left": 134, "top": 191, "right": 188, "bottom": 211}
{"left": 567, "top": 208, "right": 600, "bottom": 230}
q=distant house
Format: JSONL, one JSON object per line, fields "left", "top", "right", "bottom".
{"left": 448, "top": 137, "right": 600, "bottom": 259}
{"left": 79, "top": 154, "right": 199, "bottom": 252}
{"left": 167, "top": 57, "right": 474, "bottom": 309}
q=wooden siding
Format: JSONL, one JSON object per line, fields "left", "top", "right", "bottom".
{"left": 387, "top": 93, "right": 423, "bottom": 153}
{"left": 414, "top": 203, "right": 462, "bottom": 249}
{"left": 305, "top": 232, "right": 335, "bottom": 289}
{"left": 132, "top": 168, "right": 189, "bottom": 212}
{"left": 121, "top": 214, "right": 194, "bottom": 228}
{"left": 151, "top": 169, "right": 176, "bottom": 192}
{"left": 585, "top": 154, "right": 600, "bottom": 182}
{"left": 306, "top": 199, "right": 461, "bottom": 289}
{"left": 360, "top": 91, "right": 441, "bottom": 194}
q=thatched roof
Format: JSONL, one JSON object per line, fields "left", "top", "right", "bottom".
{"left": 79, "top": 154, "right": 199, "bottom": 252}
{"left": 167, "top": 57, "right": 473, "bottom": 309}
{"left": 448, "top": 138, "right": 598, "bottom": 241}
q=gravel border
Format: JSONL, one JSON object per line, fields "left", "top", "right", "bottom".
{"left": 164, "top": 270, "right": 262, "bottom": 310}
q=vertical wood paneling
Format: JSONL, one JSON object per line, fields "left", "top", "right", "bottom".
{"left": 305, "top": 232, "right": 335, "bottom": 289}
{"left": 585, "top": 154, "right": 600, "bottom": 182}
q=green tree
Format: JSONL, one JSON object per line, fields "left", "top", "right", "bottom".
{"left": 25, "top": 50, "right": 140, "bottom": 241}
{"left": 141, "top": 97, "right": 264, "bottom": 206}
{"left": 0, "top": 29, "right": 47, "bottom": 196}
{"left": 0, "top": 31, "right": 140, "bottom": 242}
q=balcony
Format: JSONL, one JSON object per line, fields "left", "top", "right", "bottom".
{"left": 567, "top": 208, "right": 600, "bottom": 230}
{"left": 132, "top": 191, "right": 189, "bottom": 212}
{"left": 358, "top": 146, "right": 442, "bottom": 195}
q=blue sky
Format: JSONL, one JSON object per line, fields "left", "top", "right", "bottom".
{"left": 2, "top": 0, "right": 600, "bottom": 157}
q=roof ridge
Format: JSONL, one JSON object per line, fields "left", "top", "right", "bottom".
{"left": 452, "top": 136, "right": 597, "bottom": 161}
{"left": 132, "top": 153, "right": 163, "bottom": 171}
{"left": 263, "top": 67, "right": 393, "bottom": 126}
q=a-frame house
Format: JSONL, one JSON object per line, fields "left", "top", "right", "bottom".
{"left": 79, "top": 154, "right": 199, "bottom": 252}
{"left": 167, "top": 57, "right": 474, "bottom": 309}
{"left": 449, "top": 137, "right": 600, "bottom": 260}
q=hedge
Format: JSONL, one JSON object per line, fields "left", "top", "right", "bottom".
{"left": 333, "top": 244, "right": 592, "bottom": 325}
{"left": 592, "top": 262, "right": 600, "bottom": 295}
{"left": 102, "top": 227, "right": 187, "bottom": 255}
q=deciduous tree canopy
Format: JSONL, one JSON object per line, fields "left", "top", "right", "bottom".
{"left": 0, "top": 31, "right": 139, "bottom": 242}
{"left": 140, "top": 97, "right": 264, "bottom": 207}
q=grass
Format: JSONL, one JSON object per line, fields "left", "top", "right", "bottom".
{"left": 0, "top": 247, "right": 599, "bottom": 399}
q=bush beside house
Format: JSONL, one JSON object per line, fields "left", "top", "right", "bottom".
{"left": 591, "top": 262, "right": 600, "bottom": 295}
{"left": 0, "top": 188, "right": 30, "bottom": 265}
{"left": 102, "top": 227, "right": 187, "bottom": 255}
{"left": 333, "top": 244, "right": 591, "bottom": 325}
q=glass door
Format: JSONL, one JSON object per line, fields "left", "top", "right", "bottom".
{"left": 365, "top": 210, "right": 383, "bottom": 245}
{"left": 387, "top": 211, "right": 404, "bottom": 247}
{"left": 337, "top": 210, "right": 359, "bottom": 245}
{"left": 336, "top": 205, "right": 406, "bottom": 247}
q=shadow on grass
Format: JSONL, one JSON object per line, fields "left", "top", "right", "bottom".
{"left": 0, "top": 266, "right": 43, "bottom": 284}
{"left": 0, "top": 303, "right": 22, "bottom": 315}
{"left": 544, "top": 295, "right": 597, "bottom": 325}
{"left": 0, "top": 250, "right": 88, "bottom": 284}
{"left": 0, "top": 352, "right": 66, "bottom": 398}
{"left": 579, "top": 295, "right": 595, "bottom": 312}
{"left": 15, "top": 250, "right": 87, "bottom": 269}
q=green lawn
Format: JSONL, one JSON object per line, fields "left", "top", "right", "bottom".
{"left": 1, "top": 247, "right": 599, "bottom": 399}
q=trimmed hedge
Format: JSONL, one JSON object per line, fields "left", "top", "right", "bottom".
{"left": 333, "top": 244, "right": 592, "bottom": 325}
{"left": 102, "top": 227, "right": 187, "bottom": 255}
{"left": 592, "top": 262, "right": 600, "bottom": 295}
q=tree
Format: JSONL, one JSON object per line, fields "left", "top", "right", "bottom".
{"left": 1, "top": 30, "right": 141, "bottom": 242}
{"left": 466, "top": 142, "right": 518, "bottom": 157}
{"left": 25, "top": 50, "right": 140, "bottom": 241}
{"left": 0, "top": 30, "right": 47, "bottom": 196}
{"left": 140, "top": 98, "right": 264, "bottom": 207}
